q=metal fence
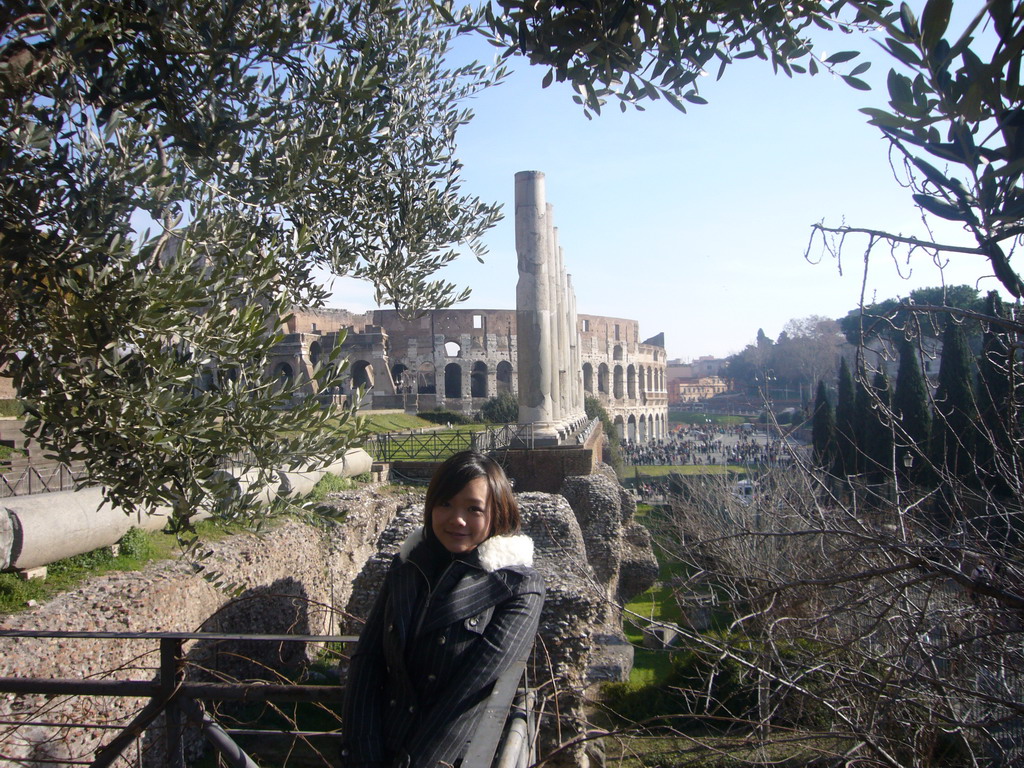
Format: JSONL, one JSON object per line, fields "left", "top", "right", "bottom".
{"left": 365, "top": 424, "right": 534, "bottom": 464}
{"left": 0, "top": 629, "right": 535, "bottom": 768}
{"left": 0, "top": 459, "right": 89, "bottom": 497}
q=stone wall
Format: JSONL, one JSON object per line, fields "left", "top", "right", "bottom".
{"left": 0, "top": 472, "right": 657, "bottom": 768}
{"left": 0, "top": 488, "right": 404, "bottom": 766}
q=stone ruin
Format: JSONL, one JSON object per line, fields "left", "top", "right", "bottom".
{"left": 0, "top": 471, "right": 656, "bottom": 767}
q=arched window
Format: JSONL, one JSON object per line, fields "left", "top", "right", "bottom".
{"left": 496, "top": 361, "right": 513, "bottom": 393}
{"left": 582, "top": 363, "right": 594, "bottom": 394}
{"left": 417, "top": 362, "right": 436, "bottom": 394}
{"left": 627, "top": 365, "right": 636, "bottom": 399}
{"left": 598, "top": 363, "right": 609, "bottom": 394}
{"left": 613, "top": 345, "right": 623, "bottom": 361}
{"left": 309, "top": 341, "right": 322, "bottom": 367}
{"left": 352, "top": 360, "right": 374, "bottom": 391}
{"left": 391, "top": 363, "right": 409, "bottom": 391}
{"left": 274, "top": 362, "right": 293, "bottom": 384}
{"left": 614, "top": 365, "right": 624, "bottom": 399}
{"left": 471, "top": 361, "right": 487, "bottom": 398}
{"left": 445, "top": 363, "right": 462, "bottom": 399}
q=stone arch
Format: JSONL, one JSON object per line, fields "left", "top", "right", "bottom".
{"left": 274, "top": 362, "right": 294, "bottom": 384}
{"left": 417, "top": 362, "right": 436, "bottom": 394}
{"left": 598, "top": 363, "right": 609, "bottom": 394}
{"left": 471, "top": 361, "right": 487, "bottom": 398}
{"left": 309, "top": 340, "right": 322, "bottom": 368}
{"left": 627, "top": 414, "right": 637, "bottom": 442}
{"left": 391, "top": 363, "right": 409, "bottom": 391}
{"left": 445, "top": 363, "right": 462, "bottom": 399}
{"left": 639, "top": 413, "right": 647, "bottom": 443}
{"left": 582, "top": 363, "right": 594, "bottom": 394}
{"left": 352, "top": 360, "right": 374, "bottom": 391}
{"left": 637, "top": 365, "right": 645, "bottom": 394}
{"left": 444, "top": 340, "right": 461, "bottom": 358}
{"left": 613, "top": 415, "right": 625, "bottom": 441}
{"left": 647, "top": 367, "right": 654, "bottom": 392}
{"left": 627, "top": 364, "right": 636, "bottom": 399}
{"left": 614, "top": 365, "right": 624, "bottom": 399}
{"left": 496, "top": 361, "right": 513, "bottom": 394}
{"left": 613, "top": 345, "right": 623, "bottom": 361}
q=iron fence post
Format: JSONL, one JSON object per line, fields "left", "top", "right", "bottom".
{"left": 161, "top": 637, "right": 186, "bottom": 768}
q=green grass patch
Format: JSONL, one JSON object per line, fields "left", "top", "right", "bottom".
{"left": 0, "top": 444, "right": 25, "bottom": 460}
{"left": 626, "top": 464, "right": 743, "bottom": 480}
{"left": 668, "top": 412, "right": 747, "bottom": 427}
{"left": 0, "top": 400, "right": 24, "bottom": 418}
{"left": 606, "top": 734, "right": 848, "bottom": 768}
{"left": 360, "top": 412, "right": 435, "bottom": 433}
{"left": 0, "top": 527, "right": 173, "bottom": 614}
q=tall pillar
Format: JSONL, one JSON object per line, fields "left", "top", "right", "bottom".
{"left": 546, "top": 209, "right": 563, "bottom": 428}
{"left": 555, "top": 246, "right": 570, "bottom": 426}
{"left": 567, "top": 273, "right": 582, "bottom": 418}
{"left": 515, "top": 171, "right": 557, "bottom": 436}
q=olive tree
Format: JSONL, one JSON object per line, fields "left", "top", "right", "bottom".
{"left": 0, "top": 0, "right": 502, "bottom": 522}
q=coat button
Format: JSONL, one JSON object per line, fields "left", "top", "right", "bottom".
{"left": 438, "top": 635, "right": 446, "bottom": 645}
{"left": 389, "top": 699, "right": 396, "bottom": 707}
{"left": 468, "top": 617, "right": 479, "bottom": 627}
{"left": 427, "top": 674, "right": 437, "bottom": 682}
{"left": 408, "top": 705, "right": 416, "bottom": 713}
{"left": 341, "top": 749, "right": 349, "bottom": 757}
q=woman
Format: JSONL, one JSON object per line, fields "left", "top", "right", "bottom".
{"left": 340, "top": 451, "right": 545, "bottom": 768}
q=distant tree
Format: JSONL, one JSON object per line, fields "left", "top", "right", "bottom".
{"left": 586, "top": 395, "right": 623, "bottom": 473}
{"left": 976, "top": 292, "right": 1018, "bottom": 497}
{"left": 480, "top": 392, "right": 518, "bottom": 424}
{"left": 893, "top": 335, "right": 931, "bottom": 483}
{"left": 834, "top": 357, "right": 857, "bottom": 479}
{"left": 839, "top": 285, "right": 985, "bottom": 345}
{"left": 931, "top": 317, "right": 978, "bottom": 488}
{"left": 861, "top": 370, "right": 894, "bottom": 484}
{"left": 812, "top": 380, "right": 836, "bottom": 473}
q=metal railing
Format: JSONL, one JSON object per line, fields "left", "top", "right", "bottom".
{"left": 0, "top": 629, "right": 536, "bottom": 768}
{"left": 366, "top": 423, "right": 534, "bottom": 464}
{"left": 0, "top": 459, "right": 89, "bottom": 497}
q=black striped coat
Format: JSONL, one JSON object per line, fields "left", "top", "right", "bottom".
{"left": 341, "top": 529, "right": 545, "bottom": 768}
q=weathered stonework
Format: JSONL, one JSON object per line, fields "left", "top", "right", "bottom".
{"left": 0, "top": 474, "right": 657, "bottom": 768}
{"left": 0, "top": 489, "right": 405, "bottom": 766}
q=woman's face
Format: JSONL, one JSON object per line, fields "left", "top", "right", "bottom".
{"left": 431, "top": 476, "right": 492, "bottom": 553}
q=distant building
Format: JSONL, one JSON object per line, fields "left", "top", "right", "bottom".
{"left": 666, "top": 356, "right": 730, "bottom": 405}
{"left": 265, "top": 306, "right": 669, "bottom": 442}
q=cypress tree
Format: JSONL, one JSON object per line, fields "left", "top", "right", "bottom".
{"left": 932, "top": 316, "right": 978, "bottom": 485}
{"left": 893, "top": 335, "right": 931, "bottom": 483}
{"left": 863, "top": 370, "right": 894, "bottom": 483}
{"left": 976, "top": 291, "right": 1014, "bottom": 495}
{"left": 835, "top": 357, "right": 857, "bottom": 478}
{"left": 812, "top": 380, "right": 836, "bottom": 473}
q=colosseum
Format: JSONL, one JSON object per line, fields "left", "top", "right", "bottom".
{"left": 272, "top": 307, "right": 669, "bottom": 443}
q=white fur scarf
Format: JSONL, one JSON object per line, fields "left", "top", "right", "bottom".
{"left": 399, "top": 527, "right": 534, "bottom": 572}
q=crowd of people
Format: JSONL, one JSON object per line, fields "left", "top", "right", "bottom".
{"left": 621, "top": 424, "right": 797, "bottom": 468}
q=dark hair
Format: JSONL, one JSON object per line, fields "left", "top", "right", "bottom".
{"left": 424, "top": 451, "right": 520, "bottom": 538}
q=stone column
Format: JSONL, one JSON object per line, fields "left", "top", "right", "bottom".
{"left": 546, "top": 209, "right": 563, "bottom": 429}
{"left": 555, "top": 246, "right": 570, "bottom": 428}
{"left": 515, "top": 171, "right": 557, "bottom": 436}
{"left": 567, "top": 273, "right": 582, "bottom": 420}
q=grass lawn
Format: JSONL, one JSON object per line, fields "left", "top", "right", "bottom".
{"left": 627, "top": 464, "right": 744, "bottom": 478}
{"left": 359, "top": 412, "right": 436, "bottom": 433}
{"left": 669, "top": 412, "right": 748, "bottom": 427}
{"left": 605, "top": 734, "right": 848, "bottom": 768}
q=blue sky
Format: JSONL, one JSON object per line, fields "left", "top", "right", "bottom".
{"left": 327, "top": 3, "right": 1003, "bottom": 361}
